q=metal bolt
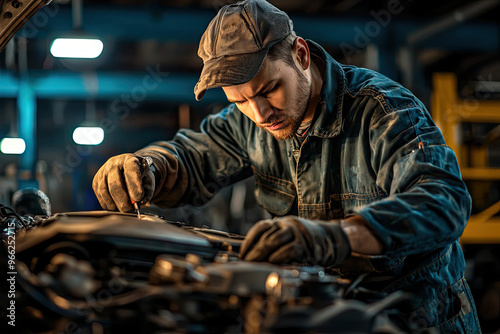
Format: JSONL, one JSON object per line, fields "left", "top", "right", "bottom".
{"left": 11, "top": 1, "right": 20, "bottom": 8}
{"left": 4, "top": 12, "right": 12, "bottom": 18}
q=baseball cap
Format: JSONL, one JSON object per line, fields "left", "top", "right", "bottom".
{"left": 194, "top": 0, "right": 293, "bottom": 101}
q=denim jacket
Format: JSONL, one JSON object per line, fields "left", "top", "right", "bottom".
{"left": 137, "top": 41, "right": 480, "bottom": 331}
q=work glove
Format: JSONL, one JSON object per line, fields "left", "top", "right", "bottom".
{"left": 240, "top": 216, "right": 351, "bottom": 267}
{"left": 92, "top": 154, "right": 156, "bottom": 212}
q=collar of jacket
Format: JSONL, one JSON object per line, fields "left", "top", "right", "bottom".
{"left": 305, "top": 40, "right": 346, "bottom": 139}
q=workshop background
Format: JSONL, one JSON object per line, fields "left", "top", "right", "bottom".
{"left": 1, "top": 0, "right": 500, "bottom": 331}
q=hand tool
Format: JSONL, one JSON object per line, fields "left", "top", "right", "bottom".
{"left": 131, "top": 157, "right": 154, "bottom": 219}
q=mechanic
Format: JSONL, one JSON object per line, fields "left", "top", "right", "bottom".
{"left": 93, "top": 0, "right": 481, "bottom": 331}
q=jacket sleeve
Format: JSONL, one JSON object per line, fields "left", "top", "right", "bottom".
{"left": 353, "top": 99, "right": 472, "bottom": 258}
{"left": 135, "top": 104, "right": 254, "bottom": 208}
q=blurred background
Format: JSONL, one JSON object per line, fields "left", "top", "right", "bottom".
{"left": 1, "top": 0, "right": 500, "bottom": 331}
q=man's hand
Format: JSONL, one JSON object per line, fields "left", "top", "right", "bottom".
{"left": 239, "top": 216, "right": 351, "bottom": 267}
{"left": 92, "top": 154, "right": 155, "bottom": 212}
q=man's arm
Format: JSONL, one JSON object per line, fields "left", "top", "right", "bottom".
{"left": 93, "top": 104, "right": 254, "bottom": 211}
{"left": 139, "top": 104, "right": 253, "bottom": 208}
{"left": 351, "top": 100, "right": 471, "bottom": 259}
{"left": 240, "top": 97, "right": 469, "bottom": 266}
{"left": 340, "top": 216, "right": 383, "bottom": 255}
{"left": 239, "top": 214, "right": 383, "bottom": 266}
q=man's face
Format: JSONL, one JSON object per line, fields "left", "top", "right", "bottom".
{"left": 223, "top": 57, "right": 311, "bottom": 141}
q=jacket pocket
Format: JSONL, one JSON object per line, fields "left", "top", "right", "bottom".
{"left": 333, "top": 189, "right": 387, "bottom": 216}
{"left": 252, "top": 166, "right": 296, "bottom": 216}
{"left": 408, "top": 278, "right": 478, "bottom": 333}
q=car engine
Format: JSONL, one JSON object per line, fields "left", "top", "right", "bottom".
{"left": 1, "top": 206, "right": 415, "bottom": 333}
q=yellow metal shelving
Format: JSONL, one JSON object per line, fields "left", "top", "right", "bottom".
{"left": 432, "top": 73, "right": 500, "bottom": 244}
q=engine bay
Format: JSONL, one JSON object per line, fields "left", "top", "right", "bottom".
{"left": 1, "top": 209, "right": 415, "bottom": 333}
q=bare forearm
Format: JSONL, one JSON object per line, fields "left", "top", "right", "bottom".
{"left": 339, "top": 215, "right": 383, "bottom": 255}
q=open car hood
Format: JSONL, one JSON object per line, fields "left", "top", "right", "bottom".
{"left": 0, "top": 0, "right": 51, "bottom": 52}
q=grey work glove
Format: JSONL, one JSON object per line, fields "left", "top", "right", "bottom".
{"left": 92, "top": 154, "right": 156, "bottom": 212}
{"left": 239, "top": 216, "right": 351, "bottom": 267}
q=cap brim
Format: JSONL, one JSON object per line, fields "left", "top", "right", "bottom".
{"left": 194, "top": 47, "right": 269, "bottom": 101}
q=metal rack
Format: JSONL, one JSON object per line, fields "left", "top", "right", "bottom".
{"left": 432, "top": 73, "right": 500, "bottom": 244}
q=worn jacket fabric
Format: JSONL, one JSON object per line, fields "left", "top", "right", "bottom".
{"left": 137, "top": 41, "right": 481, "bottom": 332}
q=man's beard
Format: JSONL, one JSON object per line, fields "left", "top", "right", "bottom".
{"left": 260, "top": 69, "right": 311, "bottom": 141}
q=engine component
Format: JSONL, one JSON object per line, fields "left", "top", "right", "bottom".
{"left": 1, "top": 210, "right": 415, "bottom": 333}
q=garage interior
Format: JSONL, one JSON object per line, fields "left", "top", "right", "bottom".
{"left": 1, "top": 0, "right": 500, "bottom": 332}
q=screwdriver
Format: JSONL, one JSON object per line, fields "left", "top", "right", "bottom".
{"left": 132, "top": 200, "right": 141, "bottom": 219}
{"left": 131, "top": 157, "right": 154, "bottom": 219}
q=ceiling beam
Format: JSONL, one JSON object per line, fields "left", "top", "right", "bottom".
{"left": 0, "top": 70, "right": 226, "bottom": 103}
{"left": 18, "top": 4, "right": 500, "bottom": 52}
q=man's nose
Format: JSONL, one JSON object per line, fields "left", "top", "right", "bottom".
{"left": 249, "top": 97, "right": 272, "bottom": 124}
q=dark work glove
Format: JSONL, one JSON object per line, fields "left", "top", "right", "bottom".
{"left": 92, "top": 154, "right": 156, "bottom": 212}
{"left": 239, "top": 216, "right": 351, "bottom": 267}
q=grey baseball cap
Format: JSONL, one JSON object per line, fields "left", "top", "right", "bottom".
{"left": 194, "top": 0, "right": 293, "bottom": 101}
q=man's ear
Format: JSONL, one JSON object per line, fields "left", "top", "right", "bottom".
{"left": 292, "top": 37, "right": 310, "bottom": 71}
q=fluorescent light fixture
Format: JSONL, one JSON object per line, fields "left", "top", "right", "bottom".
{"left": 73, "top": 127, "right": 104, "bottom": 145}
{"left": 50, "top": 38, "right": 103, "bottom": 58}
{"left": 0, "top": 137, "right": 26, "bottom": 154}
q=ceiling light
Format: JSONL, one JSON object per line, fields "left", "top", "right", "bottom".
{"left": 0, "top": 137, "right": 26, "bottom": 154}
{"left": 50, "top": 38, "right": 103, "bottom": 58}
{"left": 72, "top": 127, "right": 104, "bottom": 145}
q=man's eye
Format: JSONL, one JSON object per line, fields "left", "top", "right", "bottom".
{"left": 263, "top": 85, "right": 278, "bottom": 96}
